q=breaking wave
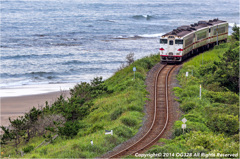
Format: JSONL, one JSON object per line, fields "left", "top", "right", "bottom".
{"left": 132, "top": 15, "right": 155, "bottom": 20}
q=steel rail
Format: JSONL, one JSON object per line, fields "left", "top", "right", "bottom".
{"left": 109, "top": 64, "right": 175, "bottom": 158}
{"left": 131, "top": 64, "right": 175, "bottom": 155}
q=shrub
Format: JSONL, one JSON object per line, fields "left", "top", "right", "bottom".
{"left": 147, "top": 146, "right": 165, "bottom": 154}
{"left": 182, "top": 114, "right": 204, "bottom": 123}
{"left": 126, "top": 53, "right": 135, "bottom": 66}
{"left": 39, "top": 148, "right": 48, "bottom": 155}
{"left": 110, "top": 108, "right": 125, "bottom": 120}
{"left": 81, "top": 144, "right": 106, "bottom": 154}
{"left": 103, "top": 135, "right": 121, "bottom": 148}
{"left": 204, "top": 82, "right": 226, "bottom": 92}
{"left": 205, "top": 104, "right": 239, "bottom": 116}
{"left": 113, "top": 125, "right": 133, "bottom": 138}
{"left": 232, "top": 24, "right": 239, "bottom": 41}
{"left": 51, "top": 150, "right": 86, "bottom": 158}
{"left": 180, "top": 101, "right": 196, "bottom": 112}
{"left": 181, "top": 85, "right": 200, "bottom": 98}
{"left": 205, "top": 91, "right": 238, "bottom": 104}
{"left": 139, "top": 58, "right": 154, "bottom": 69}
{"left": 90, "top": 112, "right": 108, "bottom": 123}
{"left": 187, "top": 146, "right": 208, "bottom": 154}
{"left": 23, "top": 145, "right": 34, "bottom": 153}
{"left": 207, "top": 114, "right": 238, "bottom": 135}
{"left": 58, "top": 121, "right": 81, "bottom": 138}
{"left": 186, "top": 132, "right": 215, "bottom": 150}
{"left": 88, "top": 123, "right": 104, "bottom": 134}
{"left": 173, "top": 87, "right": 183, "bottom": 98}
{"left": 121, "top": 117, "right": 137, "bottom": 127}
{"left": 135, "top": 72, "right": 145, "bottom": 80}
{"left": 128, "top": 105, "right": 143, "bottom": 112}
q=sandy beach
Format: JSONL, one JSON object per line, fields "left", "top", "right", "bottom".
{"left": 1, "top": 91, "right": 70, "bottom": 127}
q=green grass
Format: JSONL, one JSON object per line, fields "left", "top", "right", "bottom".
{"left": 1, "top": 54, "right": 160, "bottom": 158}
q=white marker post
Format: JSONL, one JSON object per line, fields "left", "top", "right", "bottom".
{"left": 186, "top": 72, "right": 188, "bottom": 77}
{"left": 216, "top": 25, "right": 218, "bottom": 46}
{"left": 181, "top": 117, "right": 187, "bottom": 134}
{"left": 90, "top": 140, "right": 93, "bottom": 146}
{"left": 200, "top": 84, "right": 202, "bottom": 99}
{"left": 182, "top": 124, "right": 186, "bottom": 134}
{"left": 133, "top": 67, "right": 136, "bottom": 80}
{"left": 105, "top": 130, "right": 113, "bottom": 135}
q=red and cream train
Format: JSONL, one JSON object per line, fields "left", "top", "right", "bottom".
{"left": 159, "top": 19, "right": 228, "bottom": 63}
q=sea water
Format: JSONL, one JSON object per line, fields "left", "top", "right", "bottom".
{"left": 1, "top": 0, "right": 239, "bottom": 97}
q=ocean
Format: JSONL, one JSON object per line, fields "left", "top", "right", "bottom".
{"left": 1, "top": 0, "right": 239, "bottom": 97}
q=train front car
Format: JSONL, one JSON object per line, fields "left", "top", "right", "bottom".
{"left": 159, "top": 30, "right": 185, "bottom": 63}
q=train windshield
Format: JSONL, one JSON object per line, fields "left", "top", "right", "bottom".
{"left": 160, "top": 39, "right": 168, "bottom": 44}
{"left": 175, "top": 39, "right": 183, "bottom": 44}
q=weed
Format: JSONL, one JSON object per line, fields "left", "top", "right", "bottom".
{"left": 39, "top": 148, "right": 48, "bottom": 155}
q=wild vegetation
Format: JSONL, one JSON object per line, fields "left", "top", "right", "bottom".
{"left": 1, "top": 25, "right": 239, "bottom": 158}
{"left": 145, "top": 25, "right": 239, "bottom": 157}
{"left": 0, "top": 52, "right": 160, "bottom": 158}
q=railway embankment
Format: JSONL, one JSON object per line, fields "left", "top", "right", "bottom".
{"left": 146, "top": 35, "right": 239, "bottom": 157}
{"left": 101, "top": 63, "right": 182, "bottom": 158}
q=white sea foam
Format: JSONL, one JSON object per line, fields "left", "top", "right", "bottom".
{"left": 142, "top": 15, "right": 148, "bottom": 18}
{"left": 138, "top": 33, "right": 164, "bottom": 38}
{"left": 229, "top": 23, "right": 240, "bottom": 27}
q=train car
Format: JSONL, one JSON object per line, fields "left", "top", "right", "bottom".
{"left": 159, "top": 19, "right": 228, "bottom": 63}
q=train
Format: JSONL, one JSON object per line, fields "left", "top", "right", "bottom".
{"left": 159, "top": 19, "right": 228, "bottom": 63}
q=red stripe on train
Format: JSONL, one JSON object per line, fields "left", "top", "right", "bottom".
{"left": 160, "top": 55, "right": 182, "bottom": 57}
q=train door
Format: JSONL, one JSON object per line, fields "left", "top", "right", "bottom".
{"left": 167, "top": 37, "right": 175, "bottom": 56}
{"left": 207, "top": 27, "right": 211, "bottom": 45}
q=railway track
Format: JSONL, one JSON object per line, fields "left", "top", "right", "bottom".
{"left": 108, "top": 64, "right": 176, "bottom": 158}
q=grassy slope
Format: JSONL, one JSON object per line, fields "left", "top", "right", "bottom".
{"left": 146, "top": 42, "right": 239, "bottom": 156}
{"left": 2, "top": 54, "right": 160, "bottom": 158}
{"left": 3, "top": 42, "right": 239, "bottom": 158}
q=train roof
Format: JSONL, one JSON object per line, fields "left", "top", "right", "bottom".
{"left": 163, "top": 19, "right": 227, "bottom": 38}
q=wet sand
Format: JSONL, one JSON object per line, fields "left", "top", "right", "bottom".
{"left": 1, "top": 91, "right": 70, "bottom": 127}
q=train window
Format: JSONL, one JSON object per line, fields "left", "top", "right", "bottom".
{"left": 185, "top": 37, "right": 193, "bottom": 47}
{"left": 214, "top": 27, "right": 226, "bottom": 35}
{"left": 169, "top": 40, "right": 173, "bottom": 45}
{"left": 175, "top": 39, "right": 183, "bottom": 44}
{"left": 209, "top": 28, "right": 211, "bottom": 33}
{"left": 160, "top": 39, "right": 168, "bottom": 44}
{"left": 197, "top": 31, "right": 207, "bottom": 40}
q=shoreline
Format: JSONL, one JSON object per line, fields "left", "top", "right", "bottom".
{"left": 0, "top": 83, "right": 75, "bottom": 98}
{"left": 1, "top": 91, "right": 70, "bottom": 127}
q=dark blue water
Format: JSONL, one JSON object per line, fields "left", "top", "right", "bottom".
{"left": 1, "top": 0, "right": 239, "bottom": 96}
